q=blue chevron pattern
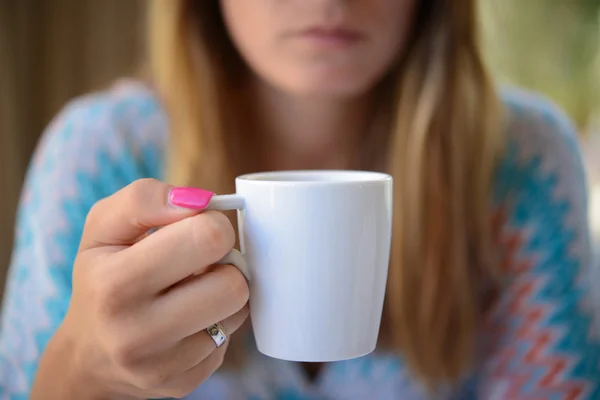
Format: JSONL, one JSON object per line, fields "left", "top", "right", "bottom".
{"left": 479, "top": 92, "right": 600, "bottom": 399}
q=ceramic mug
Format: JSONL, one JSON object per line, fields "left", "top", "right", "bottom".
{"left": 207, "top": 170, "right": 393, "bottom": 362}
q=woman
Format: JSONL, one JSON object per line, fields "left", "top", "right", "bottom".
{"left": 1, "top": 0, "right": 598, "bottom": 398}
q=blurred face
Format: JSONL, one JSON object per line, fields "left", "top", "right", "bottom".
{"left": 220, "top": 0, "right": 416, "bottom": 99}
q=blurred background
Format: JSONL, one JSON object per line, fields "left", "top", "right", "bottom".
{"left": 0, "top": 0, "right": 599, "bottom": 298}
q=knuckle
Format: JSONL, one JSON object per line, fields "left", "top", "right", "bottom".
{"left": 161, "top": 349, "right": 228, "bottom": 398}
{"left": 85, "top": 198, "right": 107, "bottom": 229}
{"left": 125, "top": 179, "right": 154, "bottom": 209}
{"left": 125, "top": 178, "right": 164, "bottom": 214}
{"left": 168, "top": 356, "right": 224, "bottom": 397}
{"left": 193, "top": 212, "right": 235, "bottom": 259}
{"left": 223, "top": 267, "right": 250, "bottom": 307}
{"left": 204, "top": 348, "right": 226, "bottom": 379}
{"left": 213, "top": 348, "right": 227, "bottom": 370}
{"left": 129, "top": 177, "right": 160, "bottom": 194}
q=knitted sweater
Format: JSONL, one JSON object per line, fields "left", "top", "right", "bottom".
{"left": 1, "top": 80, "right": 598, "bottom": 399}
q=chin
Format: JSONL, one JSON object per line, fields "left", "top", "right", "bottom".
{"left": 286, "top": 74, "right": 380, "bottom": 100}
{"left": 295, "top": 85, "right": 368, "bottom": 99}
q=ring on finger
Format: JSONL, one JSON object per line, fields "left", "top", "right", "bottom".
{"left": 205, "top": 322, "right": 227, "bottom": 348}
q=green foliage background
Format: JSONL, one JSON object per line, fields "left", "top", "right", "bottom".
{"left": 480, "top": 0, "right": 600, "bottom": 135}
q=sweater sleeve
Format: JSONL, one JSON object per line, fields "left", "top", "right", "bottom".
{"left": 0, "top": 83, "right": 165, "bottom": 400}
{"left": 478, "top": 91, "right": 600, "bottom": 399}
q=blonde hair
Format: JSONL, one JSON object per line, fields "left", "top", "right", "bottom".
{"left": 148, "top": 0, "right": 503, "bottom": 389}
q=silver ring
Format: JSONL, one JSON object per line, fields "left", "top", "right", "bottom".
{"left": 206, "top": 323, "right": 227, "bottom": 348}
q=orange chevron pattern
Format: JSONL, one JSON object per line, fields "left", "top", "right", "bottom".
{"left": 481, "top": 207, "right": 593, "bottom": 399}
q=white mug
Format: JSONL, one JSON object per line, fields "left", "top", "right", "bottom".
{"left": 207, "top": 170, "right": 393, "bottom": 362}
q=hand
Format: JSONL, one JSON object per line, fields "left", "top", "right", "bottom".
{"left": 32, "top": 179, "right": 250, "bottom": 399}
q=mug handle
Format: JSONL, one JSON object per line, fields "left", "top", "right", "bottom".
{"left": 205, "top": 194, "right": 250, "bottom": 280}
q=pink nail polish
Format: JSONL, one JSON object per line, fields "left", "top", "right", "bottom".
{"left": 168, "top": 187, "right": 214, "bottom": 210}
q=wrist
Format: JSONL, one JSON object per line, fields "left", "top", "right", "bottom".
{"left": 64, "top": 326, "right": 136, "bottom": 400}
{"left": 33, "top": 323, "right": 124, "bottom": 400}
{"left": 66, "top": 338, "right": 111, "bottom": 400}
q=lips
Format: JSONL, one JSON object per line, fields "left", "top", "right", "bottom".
{"left": 294, "top": 26, "right": 365, "bottom": 48}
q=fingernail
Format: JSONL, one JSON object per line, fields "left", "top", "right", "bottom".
{"left": 168, "top": 187, "right": 214, "bottom": 210}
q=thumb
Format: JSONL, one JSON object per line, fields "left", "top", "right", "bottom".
{"left": 79, "top": 178, "right": 214, "bottom": 251}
